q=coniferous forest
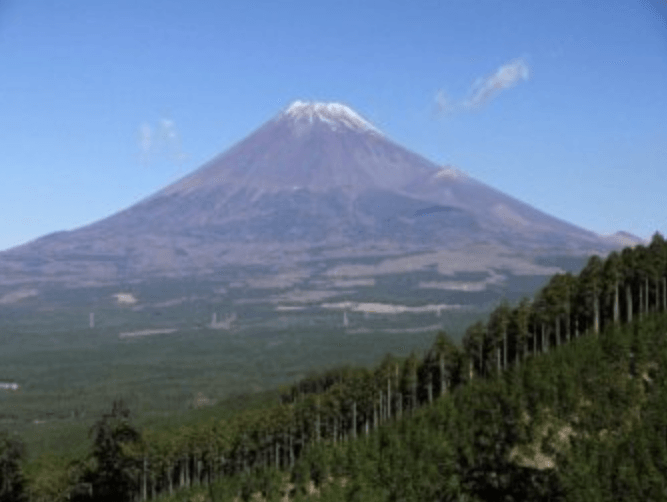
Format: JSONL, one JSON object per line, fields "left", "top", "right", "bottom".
{"left": 4, "top": 233, "right": 667, "bottom": 501}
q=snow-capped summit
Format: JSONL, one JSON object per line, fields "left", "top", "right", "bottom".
{"left": 281, "top": 100, "right": 382, "bottom": 135}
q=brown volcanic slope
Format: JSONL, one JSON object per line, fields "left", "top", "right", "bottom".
{"left": 0, "top": 101, "right": 614, "bottom": 293}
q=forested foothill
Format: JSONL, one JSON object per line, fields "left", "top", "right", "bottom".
{"left": 4, "top": 233, "right": 667, "bottom": 501}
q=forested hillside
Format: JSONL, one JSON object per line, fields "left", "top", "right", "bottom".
{"left": 4, "top": 233, "right": 667, "bottom": 502}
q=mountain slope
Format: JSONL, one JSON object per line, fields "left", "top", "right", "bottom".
{"left": 0, "top": 101, "right": 616, "bottom": 298}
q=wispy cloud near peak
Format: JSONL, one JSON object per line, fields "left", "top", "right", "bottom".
{"left": 436, "top": 58, "right": 530, "bottom": 115}
{"left": 138, "top": 118, "right": 187, "bottom": 166}
{"left": 464, "top": 58, "right": 530, "bottom": 110}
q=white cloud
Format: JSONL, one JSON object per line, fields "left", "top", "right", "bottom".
{"left": 464, "top": 58, "right": 530, "bottom": 109}
{"left": 436, "top": 58, "right": 530, "bottom": 115}
{"left": 160, "top": 119, "right": 177, "bottom": 140}
{"left": 138, "top": 118, "right": 187, "bottom": 166}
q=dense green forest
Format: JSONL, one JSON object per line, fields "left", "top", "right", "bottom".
{"left": 3, "top": 233, "right": 667, "bottom": 501}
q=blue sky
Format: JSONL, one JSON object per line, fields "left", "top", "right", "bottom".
{"left": 1, "top": 0, "right": 666, "bottom": 252}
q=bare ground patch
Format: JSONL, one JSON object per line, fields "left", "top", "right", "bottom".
{"left": 119, "top": 328, "right": 177, "bottom": 338}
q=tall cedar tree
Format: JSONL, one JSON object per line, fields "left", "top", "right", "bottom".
{"left": 0, "top": 431, "right": 26, "bottom": 502}
{"left": 87, "top": 400, "right": 141, "bottom": 502}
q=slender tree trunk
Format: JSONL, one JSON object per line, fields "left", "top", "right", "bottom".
{"left": 541, "top": 323, "right": 547, "bottom": 354}
{"left": 427, "top": 379, "right": 433, "bottom": 405}
{"left": 168, "top": 465, "right": 173, "bottom": 496}
{"left": 206, "top": 449, "right": 211, "bottom": 486}
{"left": 503, "top": 327, "right": 508, "bottom": 369}
{"left": 316, "top": 398, "right": 321, "bottom": 443}
{"left": 142, "top": 457, "right": 148, "bottom": 502}
{"left": 397, "top": 392, "right": 402, "bottom": 419}
{"left": 352, "top": 401, "right": 357, "bottom": 439}
{"left": 387, "top": 376, "right": 391, "bottom": 419}
{"left": 382, "top": 390, "right": 387, "bottom": 422}
{"left": 594, "top": 291, "right": 600, "bottom": 334}
{"left": 639, "top": 285, "right": 643, "bottom": 321}
{"left": 566, "top": 299, "right": 571, "bottom": 342}
{"left": 274, "top": 438, "right": 279, "bottom": 469}
{"left": 663, "top": 277, "right": 666, "bottom": 312}
{"left": 645, "top": 277, "right": 649, "bottom": 315}
{"left": 496, "top": 345, "right": 501, "bottom": 372}
{"left": 373, "top": 403, "right": 378, "bottom": 429}
{"left": 626, "top": 283, "right": 633, "bottom": 323}
{"left": 394, "top": 363, "right": 401, "bottom": 419}
{"left": 614, "top": 281, "right": 620, "bottom": 324}
{"left": 555, "top": 316, "right": 560, "bottom": 347}
{"left": 440, "top": 355, "right": 447, "bottom": 396}
{"left": 190, "top": 454, "right": 195, "bottom": 487}
{"left": 411, "top": 377, "right": 417, "bottom": 413}
{"left": 333, "top": 415, "right": 337, "bottom": 445}
{"left": 298, "top": 427, "right": 304, "bottom": 463}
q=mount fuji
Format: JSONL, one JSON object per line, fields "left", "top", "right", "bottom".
{"left": 0, "top": 101, "right": 620, "bottom": 312}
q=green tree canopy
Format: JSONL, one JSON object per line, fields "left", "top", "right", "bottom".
{"left": 87, "top": 400, "right": 141, "bottom": 502}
